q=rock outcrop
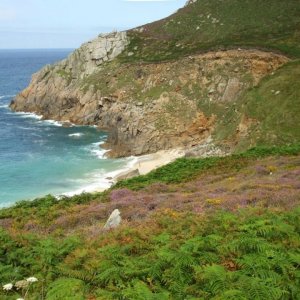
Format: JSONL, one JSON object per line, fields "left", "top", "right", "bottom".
{"left": 63, "top": 31, "right": 128, "bottom": 78}
{"left": 104, "top": 209, "right": 121, "bottom": 230}
{"left": 11, "top": 46, "right": 288, "bottom": 157}
{"left": 185, "top": 0, "right": 198, "bottom": 6}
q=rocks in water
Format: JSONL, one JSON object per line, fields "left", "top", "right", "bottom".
{"left": 116, "top": 169, "right": 140, "bottom": 181}
{"left": 62, "top": 121, "right": 73, "bottom": 127}
{"left": 104, "top": 209, "right": 121, "bottom": 230}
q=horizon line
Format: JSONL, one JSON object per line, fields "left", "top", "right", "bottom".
{"left": 0, "top": 48, "right": 75, "bottom": 50}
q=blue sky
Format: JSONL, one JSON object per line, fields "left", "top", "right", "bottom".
{"left": 0, "top": 0, "right": 186, "bottom": 49}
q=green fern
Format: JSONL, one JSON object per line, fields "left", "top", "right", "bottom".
{"left": 122, "top": 280, "right": 169, "bottom": 300}
{"left": 213, "top": 289, "right": 247, "bottom": 300}
{"left": 239, "top": 276, "right": 285, "bottom": 300}
{"left": 46, "top": 278, "right": 86, "bottom": 300}
{"left": 1, "top": 204, "right": 299, "bottom": 299}
{"left": 196, "top": 265, "right": 228, "bottom": 296}
{"left": 55, "top": 265, "right": 95, "bottom": 282}
{"left": 228, "top": 235, "right": 271, "bottom": 254}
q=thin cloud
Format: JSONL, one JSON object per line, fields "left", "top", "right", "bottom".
{"left": 0, "top": 8, "right": 17, "bottom": 21}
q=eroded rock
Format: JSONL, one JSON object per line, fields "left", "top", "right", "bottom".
{"left": 11, "top": 47, "right": 289, "bottom": 157}
{"left": 116, "top": 169, "right": 140, "bottom": 181}
{"left": 103, "top": 209, "right": 121, "bottom": 230}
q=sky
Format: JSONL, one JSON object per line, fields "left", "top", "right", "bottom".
{"left": 0, "top": 0, "right": 186, "bottom": 49}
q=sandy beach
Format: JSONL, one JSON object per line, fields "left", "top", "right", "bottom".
{"left": 116, "top": 148, "right": 185, "bottom": 178}
{"left": 86, "top": 148, "right": 185, "bottom": 194}
{"left": 61, "top": 148, "right": 185, "bottom": 198}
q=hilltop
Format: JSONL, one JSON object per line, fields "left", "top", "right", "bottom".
{"left": 123, "top": 0, "right": 300, "bottom": 62}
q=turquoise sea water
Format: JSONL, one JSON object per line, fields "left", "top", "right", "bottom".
{"left": 0, "top": 49, "right": 132, "bottom": 207}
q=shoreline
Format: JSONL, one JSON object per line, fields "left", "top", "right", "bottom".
{"left": 66, "top": 148, "right": 186, "bottom": 196}
{"left": 114, "top": 148, "right": 185, "bottom": 177}
{"left": 2, "top": 107, "right": 185, "bottom": 205}
{"left": 0, "top": 108, "right": 109, "bottom": 207}
{"left": 12, "top": 110, "right": 185, "bottom": 195}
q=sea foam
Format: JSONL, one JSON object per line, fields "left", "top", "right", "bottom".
{"left": 0, "top": 94, "right": 15, "bottom": 100}
{"left": 87, "top": 142, "right": 108, "bottom": 159}
{"left": 38, "top": 119, "right": 63, "bottom": 127}
{"left": 14, "top": 112, "right": 43, "bottom": 120}
{"left": 68, "top": 133, "right": 84, "bottom": 137}
{"left": 61, "top": 156, "right": 138, "bottom": 197}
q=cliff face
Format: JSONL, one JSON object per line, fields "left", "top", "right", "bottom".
{"left": 11, "top": 0, "right": 299, "bottom": 157}
{"left": 11, "top": 46, "right": 288, "bottom": 157}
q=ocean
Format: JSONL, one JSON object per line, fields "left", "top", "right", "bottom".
{"left": 0, "top": 49, "right": 133, "bottom": 207}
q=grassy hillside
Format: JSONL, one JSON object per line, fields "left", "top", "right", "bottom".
{"left": 0, "top": 145, "right": 299, "bottom": 299}
{"left": 1, "top": 208, "right": 299, "bottom": 299}
{"left": 214, "top": 60, "right": 300, "bottom": 150}
{"left": 120, "top": 0, "right": 300, "bottom": 62}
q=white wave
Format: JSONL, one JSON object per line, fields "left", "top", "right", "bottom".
{"left": 92, "top": 150, "right": 107, "bottom": 159}
{"left": 91, "top": 147, "right": 108, "bottom": 159}
{"left": 0, "top": 200, "right": 17, "bottom": 209}
{"left": 14, "top": 112, "right": 43, "bottom": 120}
{"left": 13, "top": 112, "right": 65, "bottom": 129}
{"left": 0, "top": 104, "right": 8, "bottom": 108}
{"left": 38, "top": 119, "right": 63, "bottom": 127}
{"left": 17, "top": 126, "right": 33, "bottom": 130}
{"left": 60, "top": 157, "right": 137, "bottom": 197}
{"left": 12, "top": 111, "right": 64, "bottom": 126}
{"left": 68, "top": 132, "right": 84, "bottom": 137}
{"left": 62, "top": 172, "right": 110, "bottom": 197}
{"left": 13, "top": 112, "right": 63, "bottom": 127}
{"left": 125, "top": 155, "right": 139, "bottom": 168}
{"left": 0, "top": 94, "right": 15, "bottom": 100}
{"left": 85, "top": 142, "right": 108, "bottom": 159}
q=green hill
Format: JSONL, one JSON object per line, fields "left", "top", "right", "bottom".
{"left": 122, "top": 0, "right": 300, "bottom": 62}
{"left": 214, "top": 60, "right": 300, "bottom": 151}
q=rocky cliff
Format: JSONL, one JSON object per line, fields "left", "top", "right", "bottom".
{"left": 11, "top": 0, "right": 299, "bottom": 157}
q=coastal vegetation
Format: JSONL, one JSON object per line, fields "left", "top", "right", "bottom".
{"left": 1, "top": 145, "right": 300, "bottom": 299}
{"left": 1, "top": 207, "right": 299, "bottom": 299}
{"left": 214, "top": 60, "right": 300, "bottom": 150}
{"left": 3, "top": 0, "right": 300, "bottom": 298}
{"left": 122, "top": 0, "right": 300, "bottom": 62}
